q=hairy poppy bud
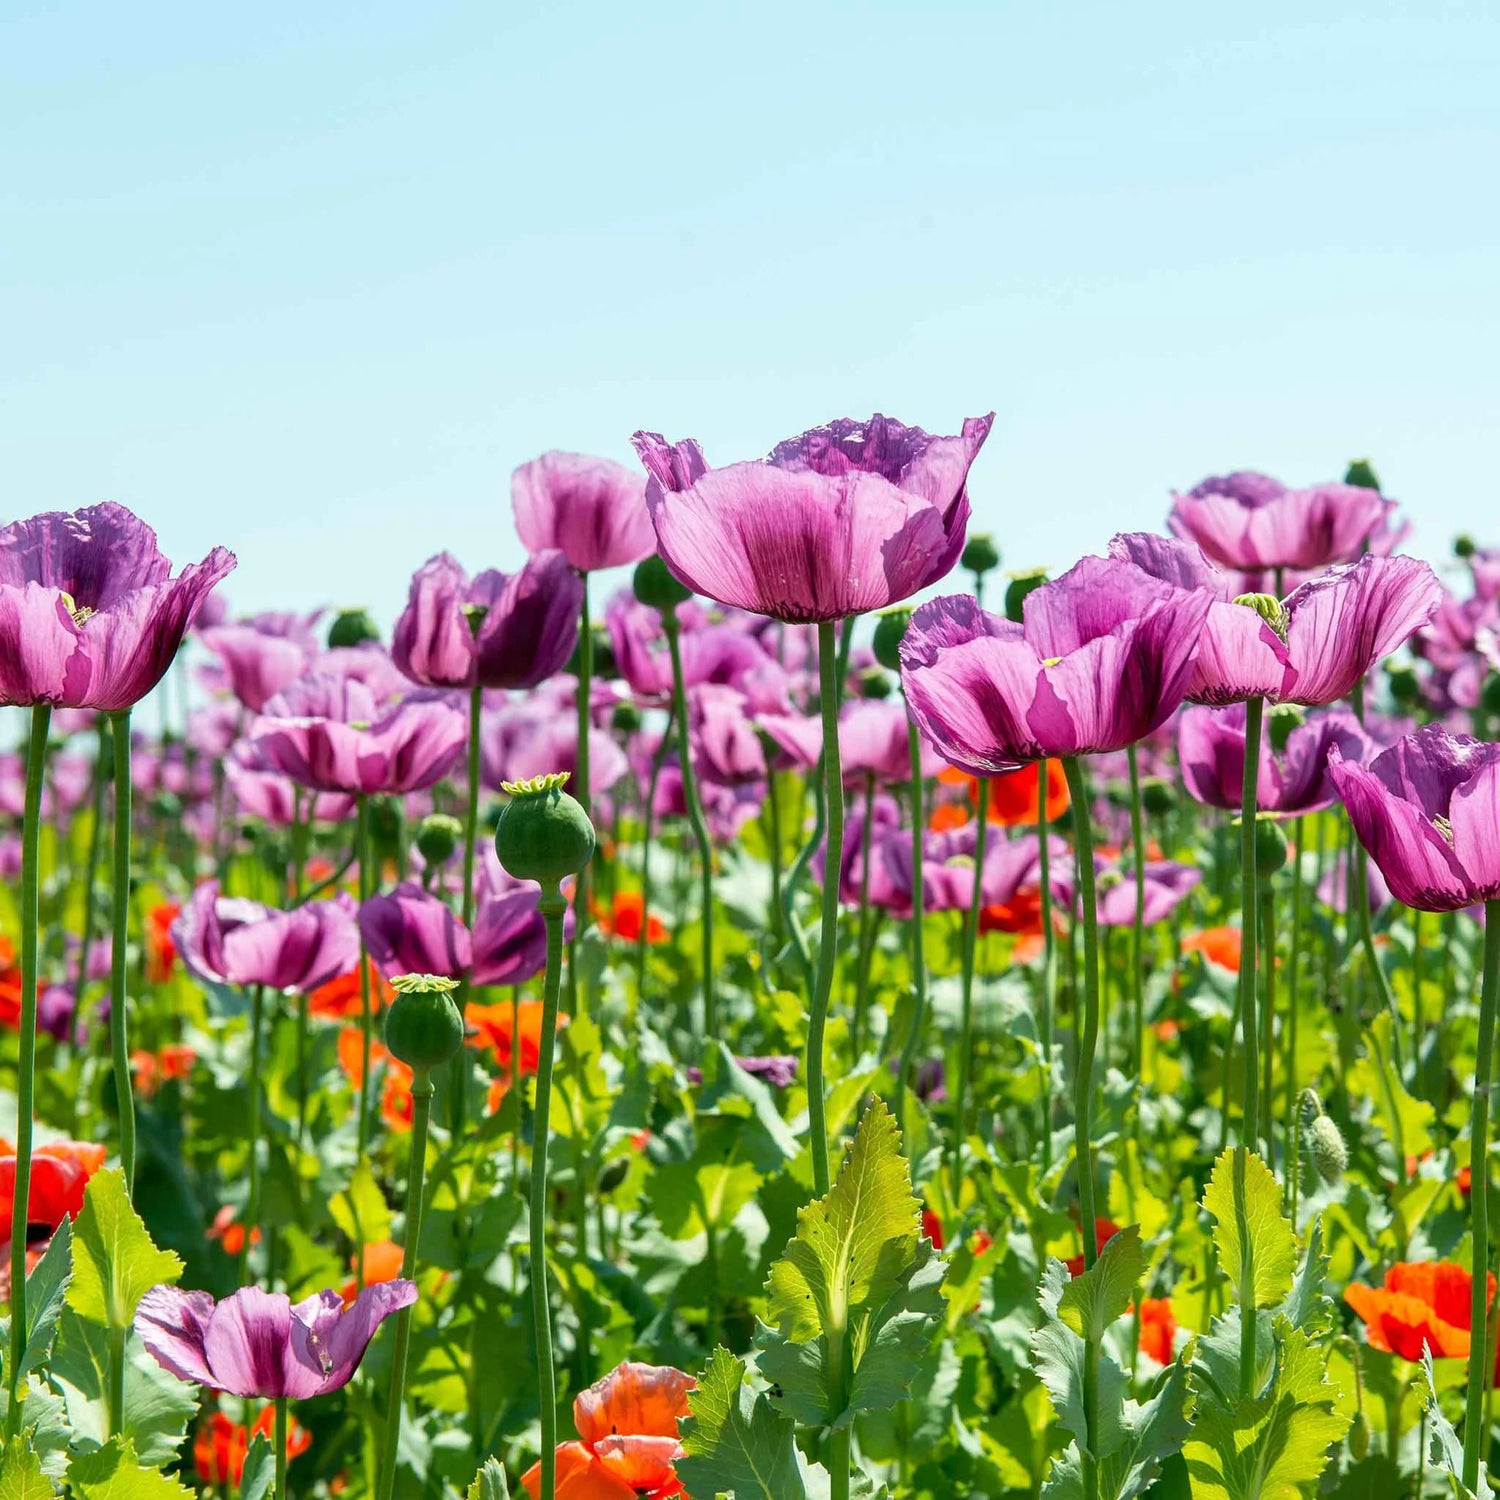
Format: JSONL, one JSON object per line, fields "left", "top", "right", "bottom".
{"left": 1343, "top": 459, "right": 1381, "bottom": 493}
{"left": 633, "top": 555, "right": 692, "bottom": 614}
{"left": 962, "top": 533, "right": 1001, "bottom": 578}
{"left": 328, "top": 608, "right": 381, "bottom": 649}
{"left": 494, "top": 773, "right": 596, "bottom": 886}
{"left": 872, "top": 608, "right": 913, "bottom": 672}
{"left": 1308, "top": 1114, "right": 1347, "bottom": 1185}
{"left": 1267, "top": 703, "right": 1305, "bottom": 755}
{"left": 1349, "top": 1409, "right": 1371, "bottom": 1460}
{"left": 384, "top": 974, "right": 465, "bottom": 1079}
{"left": 415, "top": 813, "right": 462, "bottom": 867}
{"left": 1004, "top": 569, "right": 1048, "bottom": 624}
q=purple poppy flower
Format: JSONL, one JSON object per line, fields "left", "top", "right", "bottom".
{"left": 0, "top": 503, "right": 234, "bottom": 710}
{"left": 391, "top": 551, "right": 582, "bottom": 691}
{"left": 687, "top": 1054, "right": 800, "bottom": 1088}
{"left": 479, "top": 689, "right": 628, "bottom": 795}
{"left": 249, "top": 675, "right": 467, "bottom": 796}
{"left": 135, "top": 1281, "right": 415, "bottom": 1399}
{"left": 201, "top": 624, "right": 314, "bottom": 714}
{"left": 1055, "top": 858, "right": 1201, "bottom": 927}
{"left": 1178, "top": 702, "right": 1371, "bottom": 814}
{"left": 631, "top": 413, "right": 993, "bottom": 623}
{"left": 605, "top": 592, "right": 769, "bottom": 703}
{"left": 173, "top": 882, "right": 361, "bottom": 993}
{"left": 359, "top": 883, "right": 472, "bottom": 979}
{"left": 511, "top": 451, "right": 653, "bottom": 574}
{"left": 690, "top": 685, "right": 767, "bottom": 786}
{"left": 1328, "top": 724, "right": 1500, "bottom": 912}
{"left": 224, "top": 753, "right": 355, "bottom": 826}
{"left": 899, "top": 556, "right": 1213, "bottom": 773}
{"left": 1167, "top": 471, "right": 1395, "bottom": 572}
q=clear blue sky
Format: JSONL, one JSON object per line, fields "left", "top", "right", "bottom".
{"left": 4, "top": 2, "right": 1498, "bottom": 620}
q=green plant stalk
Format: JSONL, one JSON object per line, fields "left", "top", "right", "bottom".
{"left": 1082, "top": 1336, "right": 1101, "bottom": 1500}
{"left": 1285, "top": 818, "right": 1304, "bottom": 1200}
{"left": 109, "top": 709, "right": 138, "bottom": 1195}
{"left": 1235, "top": 698, "right": 1264, "bottom": 1401}
{"left": 4, "top": 703, "right": 50, "bottom": 1438}
{"left": 636, "top": 704, "right": 675, "bottom": 994}
{"left": 107, "top": 1322, "right": 125, "bottom": 1439}
{"left": 764, "top": 761, "right": 785, "bottom": 948}
{"left": 356, "top": 796, "right": 375, "bottom": 1152}
{"left": 1413, "top": 907, "right": 1425, "bottom": 1090}
{"left": 510, "top": 986, "right": 523, "bottom": 1191}
{"left": 1259, "top": 888, "right": 1276, "bottom": 1149}
{"left": 1038, "top": 767, "right": 1057, "bottom": 1172}
{"left": 1127, "top": 746, "right": 1146, "bottom": 1074}
{"left": 377, "top": 1071, "right": 434, "bottom": 1500}
{"left": 851, "top": 772, "right": 877, "bottom": 1053}
{"left": 807, "top": 619, "right": 847, "bottom": 1198}
{"left": 1062, "top": 757, "right": 1102, "bottom": 1269}
{"left": 951, "top": 776, "right": 990, "bottom": 1195}
{"left": 572, "top": 572, "right": 593, "bottom": 1013}
{"left": 276, "top": 1397, "right": 290, "bottom": 1500}
{"left": 894, "top": 724, "right": 931, "bottom": 1130}
{"left": 663, "top": 613, "right": 716, "bottom": 1040}
{"left": 73, "top": 719, "right": 110, "bottom": 998}
{"left": 1462, "top": 899, "right": 1500, "bottom": 1490}
{"left": 452, "top": 680, "right": 484, "bottom": 1137}
{"left": 242, "top": 983, "right": 265, "bottom": 1283}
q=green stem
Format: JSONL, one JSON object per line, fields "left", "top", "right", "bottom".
{"left": 807, "top": 620, "right": 847, "bottom": 1198}
{"left": 1260, "top": 888, "right": 1276, "bottom": 1150}
{"left": 242, "top": 984, "right": 265, "bottom": 1283}
{"left": 1127, "top": 747, "right": 1146, "bottom": 1075}
{"left": 530, "top": 884, "right": 569, "bottom": 1500}
{"left": 1461, "top": 899, "right": 1500, "bottom": 1491}
{"left": 952, "top": 776, "right": 989, "bottom": 1194}
{"left": 1061, "top": 757, "right": 1101, "bottom": 1268}
{"left": 571, "top": 574, "right": 592, "bottom": 1014}
{"left": 1239, "top": 697, "right": 1263, "bottom": 1153}
{"left": 109, "top": 710, "right": 137, "bottom": 1195}
{"left": 663, "top": 612, "right": 716, "bottom": 1040}
{"left": 1038, "top": 766, "right": 1056, "bottom": 1174}
{"left": 275, "top": 1396, "right": 289, "bottom": 1500}
{"left": 74, "top": 720, "right": 109, "bottom": 997}
{"left": 5, "top": 704, "right": 50, "bottom": 1438}
{"left": 107, "top": 1322, "right": 125, "bottom": 1439}
{"left": 356, "top": 796, "right": 374, "bottom": 1153}
{"left": 894, "top": 725, "right": 930, "bottom": 1128}
{"left": 636, "top": 704, "right": 674, "bottom": 994}
{"left": 377, "top": 1076, "right": 434, "bottom": 1500}
{"left": 1082, "top": 1337, "right": 1101, "bottom": 1500}
{"left": 463, "top": 685, "right": 482, "bottom": 928}
{"left": 1285, "top": 818, "right": 1304, "bottom": 1201}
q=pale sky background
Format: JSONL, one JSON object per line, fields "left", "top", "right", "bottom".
{"left": 4, "top": 2, "right": 1498, "bottom": 623}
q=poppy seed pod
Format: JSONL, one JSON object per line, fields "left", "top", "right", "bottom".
{"left": 1140, "top": 777, "right": 1176, "bottom": 818}
{"left": 494, "top": 772, "right": 596, "bottom": 886}
{"left": 1455, "top": 534, "right": 1478, "bottom": 560}
{"left": 612, "top": 702, "right": 643, "bottom": 734}
{"left": 1267, "top": 703, "right": 1306, "bottom": 755}
{"left": 1343, "top": 458, "right": 1381, "bottom": 492}
{"left": 415, "top": 813, "right": 463, "bottom": 867}
{"left": 858, "top": 667, "right": 893, "bottom": 700}
{"left": 327, "top": 608, "right": 380, "bottom": 649}
{"left": 384, "top": 973, "right": 465, "bottom": 1078}
{"left": 1482, "top": 674, "right": 1500, "bottom": 720}
{"left": 1252, "top": 815, "right": 1289, "bottom": 878}
{"left": 1232, "top": 591, "right": 1290, "bottom": 644}
{"left": 962, "top": 533, "right": 1000, "bottom": 578}
{"left": 872, "top": 608, "right": 913, "bottom": 672}
{"left": 1003, "top": 569, "right": 1047, "bottom": 624}
{"left": 1308, "top": 1113, "right": 1348, "bottom": 1185}
{"left": 633, "top": 555, "right": 692, "bottom": 614}
{"left": 1384, "top": 660, "right": 1420, "bottom": 710}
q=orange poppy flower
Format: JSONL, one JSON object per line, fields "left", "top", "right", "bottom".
{"left": 1182, "top": 927, "right": 1242, "bottom": 973}
{"left": 0, "top": 1138, "right": 106, "bottom": 1246}
{"left": 1152, "top": 1019, "right": 1181, "bottom": 1042}
{"left": 341, "top": 1238, "right": 407, "bottom": 1303}
{"left": 144, "top": 901, "right": 181, "bottom": 985}
{"left": 1345, "top": 1262, "right": 1495, "bottom": 1361}
{"left": 205, "top": 1203, "right": 261, "bottom": 1257}
{"left": 194, "top": 1407, "right": 312, "bottom": 1486}
{"left": 337, "top": 1027, "right": 413, "bottom": 1130}
{"left": 927, "top": 800, "right": 970, "bottom": 834}
{"left": 309, "top": 959, "right": 395, "bottom": 1021}
{"left": 522, "top": 1362, "right": 695, "bottom": 1500}
{"left": 468, "top": 1000, "right": 568, "bottom": 1079}
{"left": 132, "top": 1043, "right": 196, "bottom": 1099}
{"left": 1139, "top": 1297, "right": 1176, "bottom": 1364}
{"left": 1065, "top": 1218, "right": 1122, "bottom": 1277}
{"left": 1459, "top": 1165, "right": 1474, "bottom": 1198}
{"left": 593, "top": 891, "right": 668, "bottom": 945}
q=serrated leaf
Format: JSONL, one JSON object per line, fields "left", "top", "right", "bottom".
{"left": 19, "top": 1217, "right": 72, "bottom": 1378}
{"left": 1423, "top": 1348, "right": 1495, "bottom": 1499}
{"left": 1348, "top": 1011, "right": 1433, "bottom": 1171}
{"left": 1058, "top": 1225, "right": 1145, "bottom": 1342}
{"left": 66, "top": 1437, "right": 194, "bottom": 1499}
{"left": 238, "top": 1438, "right": 274, "bottom": 1500}
{"left": 1279, "top": 1219, "right": 1332, "bottom": 1336}
{"left": 466, "top": 1456, "right": 511, "bottom": 1500}
{"left": 764, "top": 1096, "right": 919, "bottom": 1344}
{"left": 66, "top": 1169, "right": 183, "bottom": 1330}
{"left": 328, "top": 1160, "right": 394, "bottom": 1248}
{"left": 1202, "top": 1149, "right": 1296, "bottom": 1311}
{"left": 677, "top": 1347, "right": 806, "bottom": 1500}
{"left": 0, "top": 1438, "right": 52, "bottom": 1500}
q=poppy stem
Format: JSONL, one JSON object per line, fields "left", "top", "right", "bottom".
{"left": 571, "top": 571, "right": 592, "bottom": 1016}
{"left": 807, "top": 619, "right": 846, "bottom": 1199}
{"left": 109, "top": 708, "right": 138, "bottom": 1197}
{"left": 376, "top": 1072, "right": 433, "bottom": 1500}
{"left": 4, "top": 705, "right": 50, "bottom": 1439}
{"left": 851, "top": 774, "right": 877, "bottom": 1060}
{"left": 529, "top": 884, "right": 568, "bottom": 1500}
{"left": 636, "top": 703, "right": 674, "bottom": 995}
{"left": 73, "top": 719, "right": 110, "bottom": 999}
{"left": 1038, "top": 767, "right": 1057, "bottom": 1175}
{"left": 1061, "top": 756, "right": 1101, "bottom": 1270}
{"left": 895, "top": 732, "right": 930, "bottom": 1131}
{"left": 1461, "top": 898, "right": 1500, "bottom": 1491}
{"left": 662, "top": 610, "right": 716, "bottom": 1042}
{"left": 1285, "top": 817, "right": 1305, "bottom": 1205}
{"left": 243, "top": 983, "right": 265, "bottom": 1284}
{"left": 1235, "top": 698, "right": 1263, "bottom": 1402}
{"left": 356, "top": 796, "right": 374, "bottom": 1154}
{"left": 1126, "top": 747, "right": 1146, "bottom": 1077}
{"left": 275, "top": 1396, "right": 289, "bottom": 1500}
{"left": 951, "top": 774, "right": 989, "bottom": 1196}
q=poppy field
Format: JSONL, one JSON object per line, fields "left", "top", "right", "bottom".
{"left": 2, "top": 423, "right": 1499, "bottom": 1500}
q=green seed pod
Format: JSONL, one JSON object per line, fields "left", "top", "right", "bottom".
{"left": 633, "top": 555, "right": 692, "bottom": 613}
{"left": 1308, "top": 1114, "right": 1348, "bottom": 1185}
{"left": 1254, "top": 816, "right": 1289, "bottom": 879}
{"left": 1004, "top": 569, "right": 1048, "bottom": 624}
{"left": 612, "top": 702, "right": 643, "bottom": 734}
{"left": 384, "top": 974, "right": 465, "bottom": 1076}
{"left": 858, "top": 667, "right": 893, "bottom": 700}
{"left": 415, "top": 812, "right": 463, "bottom": 867}
{"left": 1455, "top": 534, "right": 1478, "bottom": 560}
{"left": 872, "top": 608, "right": 913, "bottom": 672}
{"left": 1232, "top": 591, "right": 1289, "bottom": 643}
{"left": 1343, "top": 458, "right": 1381, "bottom": 493}
{"left": 494, "top": 772, "right": 596, "bottom": 885}
{"left": 368, "top": 795, "right": 404, "bottom": 864}
{"left": 1140, "top": 777, "right": 1176, "bottom": 818}
{"left": 1267, "top": 703, "right": 1305, "bottom": 755}
{"left": 328, "top": 608, "right": 381, "bottom": 649}
{"left": 961, "top": 533, "right": 1001, "bottom": 578}
{"left": 1482, "top": 673, "right": 1500, "bottom": 721}
{"left": 1383, "top": 660, "right": 1420, "bottom": 709}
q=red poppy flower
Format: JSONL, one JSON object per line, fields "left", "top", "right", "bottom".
{"left": 309, "top": 958, "right": 395, "bottom": 1021}
{"left": 145, "top": 901, "right": 181, "bottom": 985}
{"left": 1065, "top": 1218, "right": 1122, "bottom": 1277}
{"left": 341, "top": 1239, "right": 407, "bottom": 1304}
{"left": 194, "top": 1407, "right": 311, "bottom": 1486}
{"left": 922, "top": 1208, "right": 945, "bottom": 1251}
{"left": 0, "top": 1137, "right": 106, "bottom": 1246}
{"left": 1183, "top": 927, "right": 1242, "bottom": 973}
{"left": 1345, "top": 1262, "right": 1495, "bottom": 1362}
{"left": 337, "top": 1028, "right": 413, "bottom": 1130}
{"left": 205, "top": 1203, "right": 262, "bottom": 1257}
{"left": 1139, "top": 1297, "right": 1176, "bottom": 1364}
{"left": 593, "top": 891, "right": 668, "bottom": 945}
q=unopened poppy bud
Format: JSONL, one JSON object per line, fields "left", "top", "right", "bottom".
{"left": 494, "top": 772, "right": 596, "bottom": 886}
{"left": 1141, "top": 777, "right": 1175, "bottom": 817}
{"left": 415, "top": 813, "right": 462, "bottom": 867}
{"left": 1300, "top": 1087, "right": 1325, "bottom": 1119}
{"left": 1482, "top": 674, "right": 1500, "bottom": 721}
{"left": 872, "top": 607, "right": 913, "bottom": 672}
{"left": 597, "top": 1157, "right": 630, "bottom": 1195}
{"left": 328, "top": 608, "right": 380, "bottom": 649}
{"left": 384, "top": 974, "right": 465, "bottom": 1079}
{"left": 1004, "top": 569, "right": 1048, "bottom": 624}
{"left": 1268, "top": 703, "right": 1305, "bottom": 754}
{"left": 1455, "top": 534, "right": 1478, "bottom": 560}
{"left": 1253, "top": 816, "right": 1289, "bottom": 878}
{"left": 1384, "top": 661, "right": 1420, "bottom": 709}
{"left": 1232, "top": 592, "right": 1289, "bottom": 644}
{"left": 1308, "top": 1114, "right": 1348, "bottom": 1184}
{"left": 1349, "top": 1409, "right": 1371, "bottom": 1460}
{"left": 369, "top": 796, "right": 403, "bottom": 855}
{"left": 858, "top": 667, "right": 893, "bottom": 700}
{"left": 633, "top": 555, "right": 692, "bottom": 614}
{"left": 962, "top": 533, "right": 1001, "bottom": 578}
{"left": 612, "top": 702, "right": 643, "bottom": 734}
{"left": 1343, "top": 459, "right": 1381, "bottom": 492}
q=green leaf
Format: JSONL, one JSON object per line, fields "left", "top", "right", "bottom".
{"left": 0, "top": 1438, "right": 52, "bottom": 1500}
{"left": 66, "top": 1437, "right": 193, "bottom": 1499}
{"left": 1423, "top": 1348, "right": 1494, "bottom": 1499}
{"left": 66, "top": 1169, "right": 183, "bottom": 1330}
{"left": 1057, "top": 1225, "right": 1145, "bottom": 1342}
{"left": 19, "top": 1217, "right": 73, "bottom": 1378}
{"left": 1279, "top": 1219, "right": 1333, "bottom": 1337}
{"left": 1202, "top": 1149, "right": 1296, "bottom": 1310}
{"left": 764, "top": 1096, "right": 920, "bottom": 1344}
{"left": 676, "top": 1347, "right": 806, "bottom": 1500}
{"left": 466, "top": 1457, "right": 511, "bottom": 1500}
{"left": 328, "top": 1160, "right": 394, "bottom": 1248}
{"left": 1348, "top": 1011, "right": 1434, "bottom": 1172}
{"left": 238, "top": 1438, "right": 274, "bottom": 1500}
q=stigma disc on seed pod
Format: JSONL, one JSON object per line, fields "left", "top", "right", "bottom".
{"left": 494, "top": 772, "right": 596, "bottom": 884}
